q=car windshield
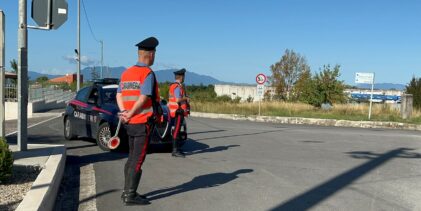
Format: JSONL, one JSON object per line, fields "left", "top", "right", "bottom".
{"left": 102, "top": 88, "right": 117, "bottom": 104}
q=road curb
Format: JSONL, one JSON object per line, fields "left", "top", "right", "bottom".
{"left": 15, "top": 145, "right": 66, "bottom": 211}
{"left": 191, "top": 112, "right": 421, "bottom": 131}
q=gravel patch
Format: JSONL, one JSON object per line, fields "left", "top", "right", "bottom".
{"left": 0, "top": 166, "right": 42, "bottom": 211}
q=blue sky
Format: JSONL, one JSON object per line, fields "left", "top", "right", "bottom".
{"left": 1, "top": 0, "right": 421, "bottom": 85}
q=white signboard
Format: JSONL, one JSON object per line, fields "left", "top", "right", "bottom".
{"left": 355, "top": 72, "right": 374, "bottom": 84}
{"left": 256, "top": 84, "right": 265, "bottom": 97}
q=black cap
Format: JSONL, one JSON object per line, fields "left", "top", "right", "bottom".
{"left": 174, "top": 68, "right": 186, "bottom": 75}
{"left": 135, "top": 37, "right": 159, "bottom": 51}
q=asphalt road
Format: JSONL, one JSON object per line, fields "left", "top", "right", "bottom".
{"left": 7, "top": 116, "right": 421, "bottom": 211}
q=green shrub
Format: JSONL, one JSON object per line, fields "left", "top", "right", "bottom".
{"left": 0, "top": 137, "right": 13, "bottom": 183}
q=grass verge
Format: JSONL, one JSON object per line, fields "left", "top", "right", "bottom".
{"left": 191, "top": 101, "right": 421, "bottom": 124}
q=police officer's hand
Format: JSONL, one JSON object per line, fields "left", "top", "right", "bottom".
{"left": 125, "top": 110, "right": 135, "bottom": 119}
{"left": 118, "top": 111, "right": 129, "bottom": 123}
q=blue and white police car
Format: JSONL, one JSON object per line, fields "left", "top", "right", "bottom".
{"left": 63, "top": 78, "right": 186, "bottom": 151}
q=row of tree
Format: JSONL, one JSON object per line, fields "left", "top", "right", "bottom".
{"left": 269, "top": 49, "right": 346, "bottom": 107}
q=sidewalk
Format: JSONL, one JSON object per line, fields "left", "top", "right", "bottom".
{"left": 2, "top": 113, "right": 66, "bottom": 211}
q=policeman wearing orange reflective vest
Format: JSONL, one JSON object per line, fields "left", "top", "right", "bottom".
{"left": 168, "top": 68, "right": 190, "bottom": 157}
{"left": 116, "top": 37, "right": 160, "bottom": 206}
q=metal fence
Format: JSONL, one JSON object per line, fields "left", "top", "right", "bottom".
{"left": 4, "top": 84, "right": 75, "bottom": 103}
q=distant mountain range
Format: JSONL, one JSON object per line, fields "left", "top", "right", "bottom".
{"left": 29, "top": 66, "right": 223, "bottom": 86}
{"left": 28, "top": 71, "right": 61, "bottom": 80}
{"left": 81, "top": 66, "right": 223, "bottom": 85}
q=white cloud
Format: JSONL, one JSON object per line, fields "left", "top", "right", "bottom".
{"left": 63, "top": 55, "right": 98, "bottom": 66}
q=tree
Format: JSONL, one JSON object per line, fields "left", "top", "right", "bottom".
{"left": 35, "top": 76, "right": 49, "bottom": 84}
{"left": 405, "top": 76, "right": 421, "bottom": 109}
{"left": 269, "top": 49, "right": 310, "bottom": 100}
{"left": 312, "top": 64, "right": 346, "bottom": 107}
{"left": 10, "top": 59, "right": 17, "bottom": 73}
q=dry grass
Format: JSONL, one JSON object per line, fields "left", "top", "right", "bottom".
{"left": 190, "top": 101, "right": 421, "bottom": 124}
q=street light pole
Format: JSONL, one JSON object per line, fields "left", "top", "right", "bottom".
{"left": 18, "top": 0, "right": 28, "bottom": 151}
{"left": 100, "top": 40, "right": 103, "bottom": 79}
{"left": 0, "top": 11, "right": 5, "bottom": 138}
{"left": 77, "top": 0, "right": 81, "bottom": 91}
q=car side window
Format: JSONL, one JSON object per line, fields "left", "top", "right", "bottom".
{"left": 88, "top": 88, "right": 99, "bottom": 105}
{"left": 75, "top": 87, "right": 90, "bottom": 103}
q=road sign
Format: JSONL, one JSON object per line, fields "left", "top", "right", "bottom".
{"left": 256, "top": 84, "right": 265, "bottom": 97}
{"left": 256, "top": 73, "right": 267, "bottom": 85}
{"left": 355, "top": 72, "right": 374, "bottom": 84}
{"left": 31, "top": 0, "right": 68, "bottom": 29}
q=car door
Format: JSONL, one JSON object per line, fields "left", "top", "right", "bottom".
{"left": 85, "top": 87, "right": 100, "bottom": 138}
{"left": 70, "top": 86, "right": 91, "bottom": 136}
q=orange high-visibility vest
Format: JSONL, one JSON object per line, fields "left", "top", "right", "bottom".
{"left": 120, "top": 66, "right": 160, "bottom": 124}
{"left": 168, "top": 82, "right": 188, "bottom": 118}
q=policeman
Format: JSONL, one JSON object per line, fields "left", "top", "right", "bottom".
{"left": 168, "top": 68, "right": 190, "bottom": 157}
{"left": 116, "top": 37, "right": 160, "bottom": 206}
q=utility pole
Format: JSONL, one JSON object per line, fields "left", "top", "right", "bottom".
{"left": 18, "top": 0, "right": 28, "bottom": 151}
{"left": 77, "top": 0, "right": 81, "bottom": 91}
{"left": 0, "top": 11, "right": 5, "bottom": 138}
{"left": 100, "top": 40, "right": 103, "bottom": 79}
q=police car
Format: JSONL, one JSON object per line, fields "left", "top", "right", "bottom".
{"left": 63, "top": 78, "right": 186, "bottom": 151}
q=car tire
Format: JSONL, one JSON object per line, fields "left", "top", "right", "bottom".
{"left": 64, "top": 117, "right": 76, "bottom": 140}
{"left": 96, "top": 122, "right": 112, "bottom": 152}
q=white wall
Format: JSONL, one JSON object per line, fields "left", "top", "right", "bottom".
{"left": 214, "top": 84, "right": 275, "bottom": 102}
{"left": 5, "top": 100, "right": 66, "bottom": 120}
{"left": 5, "top": 102, "right": 33, "bottom": 120}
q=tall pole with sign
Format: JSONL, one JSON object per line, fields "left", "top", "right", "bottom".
{"left": 256, "top": 73, "right": 267, "bottom": 116}
{"left": 16, "top": 0, "right": 68, "bottom": 151}
{"left": 355, "top": 72, "right": 375, "bottom": 120}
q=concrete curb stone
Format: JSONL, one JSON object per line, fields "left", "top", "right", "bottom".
{"left": 190, "top": 112, "right": 421, "bottom": 131}
{"left": 15, "top": 145, "right": 66, "bottom": 211}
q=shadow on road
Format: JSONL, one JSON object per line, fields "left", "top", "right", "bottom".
{"left": 54, "top": 151, "right": 127, "bottom": 211}
{"left": 194, "top": 129, "right": 284, "bottom": 141}
{"left": 269, "top": 148, "right": 421, "bottom": 211}
{"left": 188, "top": 129, "right": 226, "bottom": 135}
{"left": 145, "top": 169, "right": 254, "bottom": 201}
{"left": 183, "top": 139, "right": 240, "bottom": 155}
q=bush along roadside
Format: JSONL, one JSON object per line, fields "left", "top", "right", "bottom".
{"left": 0, "top": 137, "right": 13, "bottom": 183}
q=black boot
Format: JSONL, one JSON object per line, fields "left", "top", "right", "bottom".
{"left": 172, "top": 139, "right": 185, "bottom": 158}
{"left": 121, "top": 168, "right": 147, "bottom": 200}
{"left": 122, "top": 170, "right": 150, "bottom": 205}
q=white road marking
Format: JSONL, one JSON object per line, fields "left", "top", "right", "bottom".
{"left": 78, "top": 164, "right": 98, "bottom": 211}
{"left": 5, "top": 114, "right": 63, "bottom": 137}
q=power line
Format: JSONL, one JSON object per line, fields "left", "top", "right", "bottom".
{"left": 81, "top": 0, "right": 100, "bottom": 43}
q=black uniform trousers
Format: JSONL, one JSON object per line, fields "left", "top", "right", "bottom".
{"left": 172, "top": 109, "right": 185, "bottom": 143}
{"left": 124, "top": 123, "right": 151, "bottom": 175}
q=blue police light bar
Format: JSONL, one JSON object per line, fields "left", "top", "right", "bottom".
{"left": 93, "top": 78, "right": 119, "bottom": 85}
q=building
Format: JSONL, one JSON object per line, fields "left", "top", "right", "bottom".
{"left": 345, "top": 89, "right": 403, "bottom": 103}
{"left": 214, "top": 84, "right": 275, "bottom": 102}
{"left": 49, "top": 74, "right": 83, "bottom": 85}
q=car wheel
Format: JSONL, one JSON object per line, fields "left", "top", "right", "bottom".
{"left": 64, "top": 117, "right": 76, "bottom": 140}
{"left": 155, "top": 118, "right": 172, "bottom": 142}
{"left": 96, "top": 122, "right": 112, "bottom": 151}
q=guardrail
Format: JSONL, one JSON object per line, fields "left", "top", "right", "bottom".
{"left": 4, "top": 84, "right": 75, "bottom": 103}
